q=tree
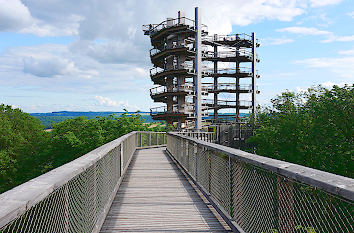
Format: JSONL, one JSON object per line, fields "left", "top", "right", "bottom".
{"left": 0, "top": 104, "right": 49, "bottom": 192}
{"left": 248, "top": 85, "right": 353, "bottom": 177}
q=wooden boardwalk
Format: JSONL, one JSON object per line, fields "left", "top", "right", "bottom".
{"left": 100, "top": 147, "right": 231, "bottom": 233}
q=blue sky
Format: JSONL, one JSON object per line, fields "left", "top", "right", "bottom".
{"left": 0, "top": 0, "right": 353, "bottom": 113}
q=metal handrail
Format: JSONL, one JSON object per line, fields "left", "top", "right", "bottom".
{"left": 204, "top": 67, "right": 253, "bottom": 74}
{"left": 203, "top": 49, "right": 253, "bottom": 59}
{"left": 203, "top": 33, "right": 259, "bottom": 43}
{"left": 150, "top": 84, "right": 194, "bottom": 96}
{"left": 203, "top": 99, "right": 253, "bottom": 107}
{"left": 150, "top": 64, "right": 194, "bottom": 77}
{"left": 175, "top": 131, "right": 216, "bottom": 142}
{"left": 0, "top": 131, "right": 167, "bottom": 232}
{"left": 150, "top": 41, "right": 194, "bottom": 57}
{"left": 167, "top": 132, "right": 354, "bottom": 233}
{"left": 151, "top": 102, "right": 208, "bottom": 115}
{"left": 143, "top": 16, "right": 208, "bottom": 36}
{"left": 204, "top": 83, "right": 253, "bottom": 91}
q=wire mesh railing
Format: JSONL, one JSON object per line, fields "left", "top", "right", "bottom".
{"left": 0, "top": 131, "right": 166, "bottom": 233}
{"left": 175, "top": 131, "right": 215, "bottom": 143}
{"left": 167, "top": 132, "right": 354, "bottom": 233}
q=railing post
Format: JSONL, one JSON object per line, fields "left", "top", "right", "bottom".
{"left": 186, "top": 139, "right": 189, "bottom": 171}
{"left": 140, "top": 132, "right": 142, "bottom": 147}
{"left": 156, "top": 133, "right": 158, "bottom": 146}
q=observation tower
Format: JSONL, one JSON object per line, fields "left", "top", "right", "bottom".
{"left": 143, "top": 8, "right": 260, "bottom": 129}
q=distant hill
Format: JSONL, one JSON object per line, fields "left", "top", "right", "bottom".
{"left": 31, "top": 111, "right": 249, "bottom": 129}
{"left": 30, "top": 111, "right": 155, "bottom": 128}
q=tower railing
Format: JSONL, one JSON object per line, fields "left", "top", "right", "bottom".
{"left": 142, "top": 17, "right": 208, "bottom": 36}
{"left": 203, "top": 50, "right": 253, "bottom": 60}
{"left": 204, "top": 67, "right": 254, "bottom": 75}
{"left": 0, "top": 131, "right": 167, "bottom": 233}
{"left": 167, "top": 132, "right": 354, "bottom": 233}
{"left": 150, "top": 84, "right": 194, "bottom": 96}
{"left": 203, "top": 33, "right": 256, "bottom": 43}
{"left": 204, "top": 83, "right": 255, "bottom": 92}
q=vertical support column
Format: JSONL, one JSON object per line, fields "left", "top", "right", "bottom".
{"left": 236, "top": 34, "right": 240, "bottom": 122}
{"left": 166, "top": 18, "right": 174, "bottom": 126}
{"left": 251, "top": 32, "right": 257, "bottom": 119}
{"left": 177, "top": 32, "right": 186, "bottom": 131}
{"left": 194, "top": 7, "right": 202, "bottom": 130}
{"left": 213, "top": 34, "right": 218, "bottom": 122}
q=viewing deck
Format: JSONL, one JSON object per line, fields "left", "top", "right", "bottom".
{"left": 100, "top": 147, "right": 230, "bottom": 232}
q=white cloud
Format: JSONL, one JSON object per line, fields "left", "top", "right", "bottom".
{"left": 295, "top": 81, "right": 348, "bottom": 94}
{"left": 263, "top": 38, "right": 294, "bottom": 45}
{"left": 0, "top": 0, "right": 350, "bottom": 112}
{"left": 0, "top": 0, "right": 311, "bottom": 38}
{"left": 20, "top": 15, "right": 83, "bottom": 36}
{"left": 23, "top": 56, "right": 75, "bottom": 78}
{"left": 321, "top": 81, "right": 347, "bottom": 88}
{"left": 277, "top": 26, "right": 354, "bottom": 43}
{"left": 83, "top": 40, "right": 148, "bottom": 64}
{"left": 0, "top": 0, "right": 33, "bottom": 31}
{"left": 309, "top": 0, "right": 342, "bottom": 7}
{"left": 338, "top": 48, "right": 354, "bottom": 55}
{"left": 0, "top": 43, "right": 150, "bottom": 94}
{"left": 95, "top": 96, "right": 124, "bottom": 107}
{"left": 295, "top": 56, "right": 354, "bottom": 79}
{"left": 322, "top": 35, "right": 354, "bottom": 43}
{"left": 95, "top": 96, "right": 138, "bottom": 110}
{"left": 277, "top": 27, "right": 331, "bottom": 35}
{"left": 348, "top": 11, "right": 354, "bottom": 18}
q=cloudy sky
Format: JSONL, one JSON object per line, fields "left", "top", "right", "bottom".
{"left": 0, "top": 0, "right": 353, "bottom": 113}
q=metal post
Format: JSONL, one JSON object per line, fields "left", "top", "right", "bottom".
{"left": 213, "top": 34, "right": 218, "bottom": 122}
{"left": 194, "top": 7, "right": 202, "bottom": 130}
{"left": 236, "top": 34, "right": 240, "bottom": 122}
{"left": 252, "top": 32, "right": 257, "bottom": 119}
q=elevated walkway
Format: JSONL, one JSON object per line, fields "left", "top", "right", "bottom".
{"left": 1, "top": 131, "right": 352, "bottom": 233}
{"left": 100, "top": 147, "right": 230, "bottom": 232}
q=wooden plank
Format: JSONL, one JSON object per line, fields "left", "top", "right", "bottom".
{"left": 100, "top": 147, "right": 231, "bottom": 232}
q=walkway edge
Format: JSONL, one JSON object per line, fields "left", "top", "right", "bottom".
{"left": 94, "top": 149, "right": 135, "bottom": 233}
{"left": 165, "top": 148, "right": 244, "bottom": 233}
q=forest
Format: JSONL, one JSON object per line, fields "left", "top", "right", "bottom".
{"left": 248, "top": 84, "right": 353, "bottom": 178}
{"left": 0, "top": 107, "right": 166, "bottom": 193}
{"left": 30, "top": 111, "right": 156, "bottom": 128}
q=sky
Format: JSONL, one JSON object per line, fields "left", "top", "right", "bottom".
{"left": 0, "top": 0, "right": 353, "bottom": 113}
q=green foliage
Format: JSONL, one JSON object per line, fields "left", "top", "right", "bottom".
{"left": 0, "top": 106, "right": 167, "bottom": 193}
{"left": 0, "top": 104, "right": 50, "bottom": 192}
{"left": 248, "top": 85, "right": 353, "bottom": 177}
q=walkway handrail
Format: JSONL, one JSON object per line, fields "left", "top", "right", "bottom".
{"left": 0, "top": 131, "right": 166, "bottom": 233}
{"left": 167, "top": 132, "right": 353, "bottom": 233}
